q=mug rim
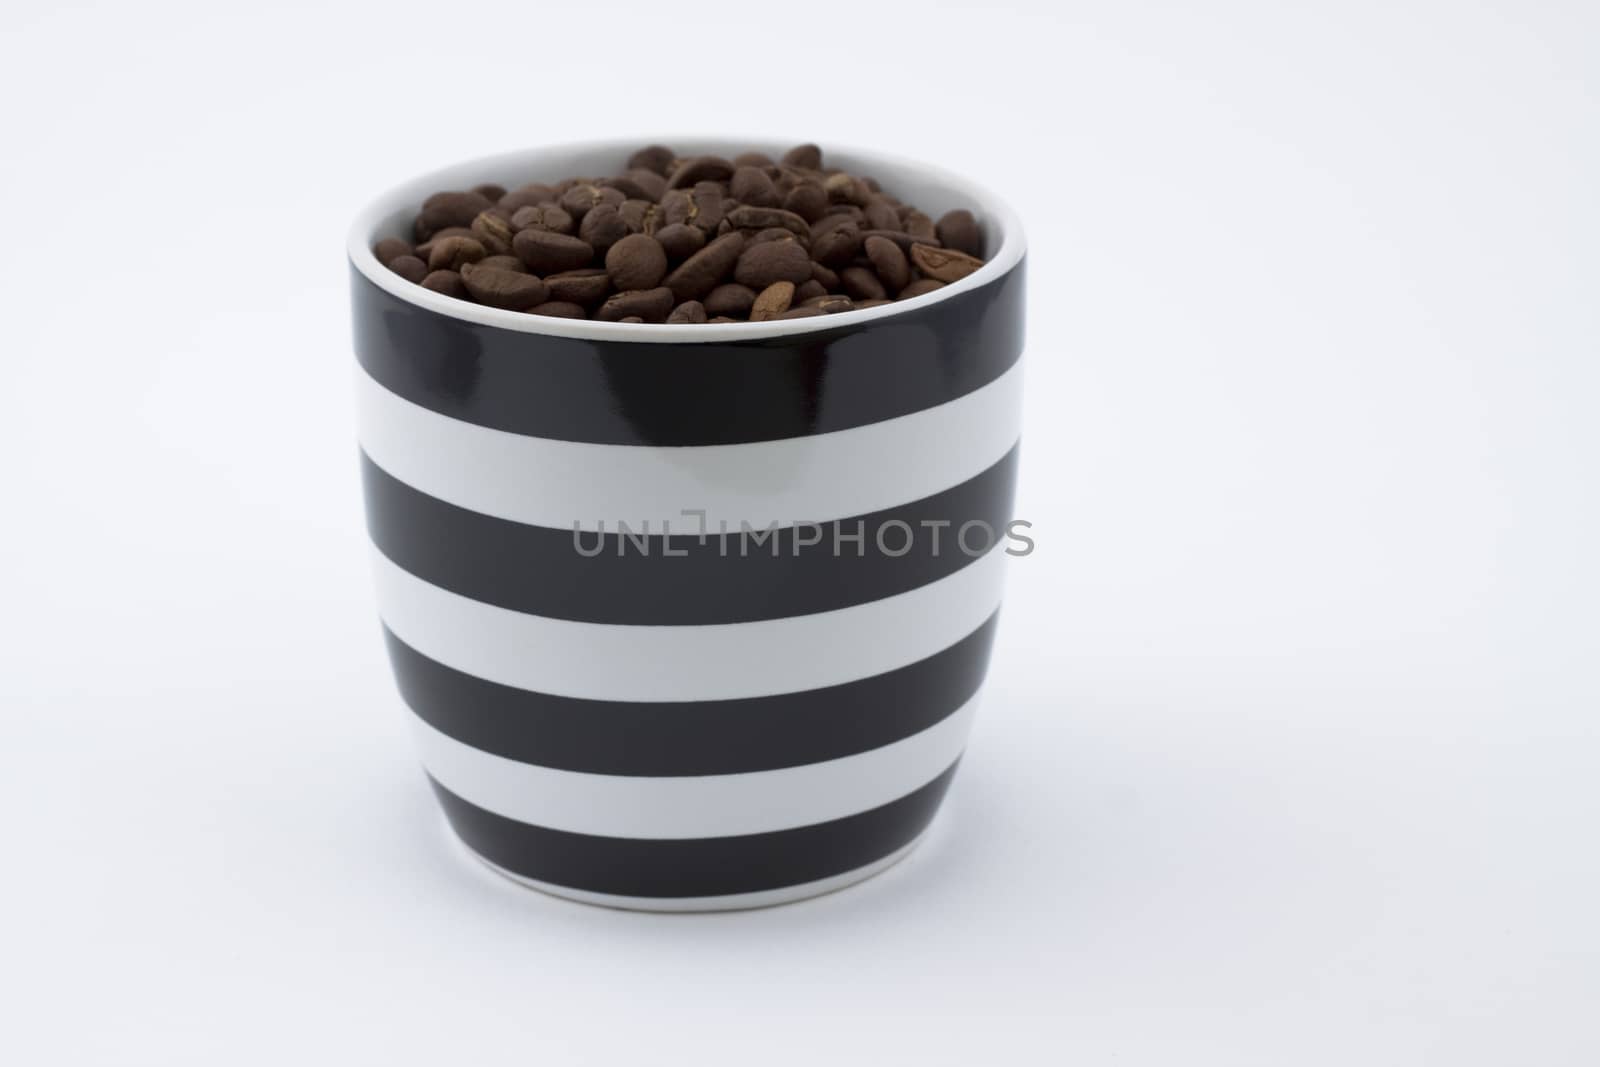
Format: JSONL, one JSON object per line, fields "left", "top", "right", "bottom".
{"left": 346, "top": 136, "right": 1027, "bottom": 344}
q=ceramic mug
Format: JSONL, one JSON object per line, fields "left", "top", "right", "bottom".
{"left": 348, "top": 139, "right": 1026, "bottom": 910}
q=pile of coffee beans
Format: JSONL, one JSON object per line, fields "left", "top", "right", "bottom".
{"left": 373, "top": 144, "right": 988, "bottom": 323}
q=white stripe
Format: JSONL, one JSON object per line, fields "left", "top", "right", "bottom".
{"left": 373, "top": 545, "right": 1007, "bottom": 701}
{"left": 413, "top": 696, "right": 976, "bottom": 839}
{"left": 356, "top": 359, "right": 1022, "bottom": 531}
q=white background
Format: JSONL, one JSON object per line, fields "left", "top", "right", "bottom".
{"left": 3, "top": 1, "right": 1596, "bottom": 1063}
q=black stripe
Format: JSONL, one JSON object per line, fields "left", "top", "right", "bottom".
{"left": 430, "top": 761, "right": 959, "bottom": 899}
{"left": 362, "top": 445, "right": 1017, "bottom": 626}
{"left": 351, "top": 258, "right": 1025, "bottom": 446}
{"left": 385, "top": 613, "right": 996, "bottom": 776}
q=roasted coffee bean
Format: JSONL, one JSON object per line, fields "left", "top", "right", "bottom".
{"left": 667, "top": 155, "right": 734, "bottom": 188}
{"left": 513, "top": 229, "right": 595, "bottom": 274}
{"left": 374, "top": 237, "right": 413, "bottom": 266}
{"left": 529, "top": 301, "right": 587, "bottom": 318}
{"left": 750, "top": 281, "right": 796, "bottom": 321}
{"left": 460, "top": 262, "right": 548, "bottom": 309}
{"left": 903, "top": 209, "right": 938, "bottom": 244}
{"left": 803, "top": 294, "right": 854, "bottom": 314}
{"left": 704, "top": 283, "right": 756, "bottom": 318}
{"left": 733, "top": 151, "right": 774, "bottom": 167}
{"left": 726, "top": 205, "right": 809, "bottom": 237}
{"left": 778, "top": 305, "right": 826, "bottom": 319}
{"left": 863, "top": 198, "right": 902, "bottom": 231}
{"left": 863, "top": 235, "right": 911, "bottom": 292}
{"left": 387, "top": 254, "right": 428, "bottom": 284}
{"left": 654, "top": 222, "right": 705, "bottom": 261}
{"left": 558, "top": 183, "right": 624, "bottom": 221}
{"left": 415, "top": 226, "right": 475, "bottom": 261}
{"left": 545, "top": 268, "right": 611, "bottom": 306}
{"left": 597, "top": 286, "right": 675, "bottom": 323}
{"left": 473, "top": 182, "right": 508, "bottom": 202}
{"left": 810, "top": 221, "right": 861, "bottom": 267}
{"left": 810, "top": 261, "right": 840, "bottom": 289}
{"left": 707, "top": 316, "right": 740, "bottom": 323}
{"left": 781, "top": 143, "right": 823, "bottom": 170}
{"left": 898, "top": 277, "right": 947, "bottom": 300}
{"left": 604, "top": 169, "right": 667, "bottom": 202}
{"left": 855, "top": 298, "right": 893, "bottom": 309}
{"left": 839, "top": 266, "right": 886, "bottom": 302}
{"left": 606, "top": 233, "right": 669, "bottom": 291}
{"left": 470, "top": 210, "right": 515, "bottom": 254}
{"left": 664, "top": 232, "right": 745, "bottom": 301}
{"left": 480, "top": 255, "right": 525, "bottom": 272}
{"left": 414, "top": 190, "right": 494, "bottom": 241}
{"left": 428, "top": 232, "right": 487, "bottom": 271}
{"left": 666, "top": 300, "right": 708, "bottom": 324}
{"left": 735, "top": 240, "right": 812, "bottom": 288}
{"left": 909, "top": 243, "right": 984, "bottom": 283}
{"left": 745, "top": 227, "right": 803, "bottom": 250}
{"left": 824, "top": 172, "right": 871, "bottom": 206}
{"left": 795, "top": 279, "right": 826, "bottom": 303}
{"left": 935, "top": 209, "right": 983, "bottom": 256}
{"left": 421, "top": 269, "right": 467, "bottom": 298}
{"left": 579, "top": 202, "right": 630, "bottom": 253}
{"left": 730, "top": 166, "right": 780, "bottom": 207}
{"left": 619, "top": 316, "right": 644, "bottom": 323}
{"left": 783, "top": 182, "right": 828, "bottom": 222}
{"left": 857, "top": 228, "right": 937, "bottom": 252}
{"left": 499, "top": 184, "right": 558, "bottom": 213}
{"left": 626, "top": 145, "right": 676, "bottom": 176}
{"left": 511, "top": 204, "right": 575, "bottom": 234}
{"left": 618, "top": 198, "right": 660, "bottom": 235}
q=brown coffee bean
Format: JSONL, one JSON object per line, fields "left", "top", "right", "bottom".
{"left": 415, "top": 190, "right": 494, "bottom": 241}
{"left": 511, "top": 204, "right": 575, "bottom": 235}
{"left": 498, "top": 184, "right": 558, "bottom": 213}
{"left": 619, "top": 316, "right": 644, "bottom": 323}
{"left": 855, "top": 298, "right": 893, "bottom": 309}
{"left": 654, "top": 223, "right": 705, "bottom": 261}
{"left": 626, "top": 145, "right": 676, "bottom": 176}
{"left": 387, "top": 254, "right": 428, "bottom": 284}
{"left": 725, "top": 205, "right": 810, "bottom": 237}
{"left": 667, "top": 155, "right": 734, "bottom": 188}
{"left": 897, "top": 278, "right": 946, "bottom": 300}
{"left": 529, "top": 301, "right": 587, "bottom": 318}
{"left": 810, "top": 261, "right": 840, "bottom": 288}
{"left": 470, "top": 210, "right": 515, "bottom": 254}
{"left": 733, "top": 151, "right": 774, "bottom": 167}
{"left": 824, "top": 172, "right": 870, "bottom": 206}
{"left": 545, "top": 268, "right": 611, "bottom": 307}
{"left": 810, "top": 221, "right": 861, "bottom": 267}
{"left": 735, "top": 240, "right": 812, "bottom": 288}
{"left": 605, "top": 168, "right": 667, "bottom": 202}
{"left": 783, "top": 182, "right": 828, "bottom": 222}
{"left": 781, "top": 144, "right": 822, "bottom": 170}
{"left": 617, "top": 199, "right": 660, "bottom": 236}
{"left": 935, "top": 209, "right": 983, "bottom": 256}
{"left": 794, "top": 279, "right": 826, "bottom": 303}
{"left": 903, "top": 209, "right": 938, "bottom": 244}
{"left": 664, "top": 232, "right": 745, "bottom": 301}
{"left": 558, "top": 183, "right": 624, "bottom": 221}
{"left": 750, "top": 281, "right": 796, "bottom": 321}
{"left": 909, "top": 243, "right": 984, "bottom": 283}
{"left": 704, "top": 283, "right": 756, "bottom": 318}
{"left": 480, "top": 255, "right": 525, "bottom": 272}
{"left": 778, "top": 305, "right": 826, "bottom": 319}
{"left": 863, "top": 198, "right": 901, "bottom": 232}
{"left": 730, "top": 166, "right": 780, "bottom": 207}
{"left": 513, "top": 229, "right": 595, "bottom": 274}
{"left": 857, "top": 228, "right": 937, "bottom": 252}
{"left": 460, "top": 262, "right": 549, "bottom": 309}
{"left": 840, "top": 266, "right": 886, "bottom": 302}
{"left": 473, "top": 183, "right": 507, "bottom": 202}
{"left": 597, "top": 286, "right": 675, "bottom": 322}
{"left": 666, "top": 300, "right": 708, "bottom": 324}
{"left": 374, "top": 237, "right": 413, "bottom": 266}
{"left": 414, "top": 226, "right": 475, "bottom": 261}
{"left": 707, "top": 316, "right": 740, "bottom": 323}
{"left": 421, "top": 269, "right": 468, "bottom": 298}
{"left": 802, "top": 294, "right": 854, "bottom": 314}
{"left": 579, "top": 202, "right": 630, "bottom": 254}
{"left": 606, "top": 234, "right": 669, "bottom": 291}
{"left": 863, "top": 235, "right": 910, "bottom": 292}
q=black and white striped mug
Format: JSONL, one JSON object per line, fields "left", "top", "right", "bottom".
{"left": 349, "top": 140, "right": 1026, "bottom": 910}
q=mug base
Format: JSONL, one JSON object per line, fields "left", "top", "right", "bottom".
{"left": 462, "top": 831, "right": 929, "bottom": 913}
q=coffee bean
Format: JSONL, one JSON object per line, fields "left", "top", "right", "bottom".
{"left": 545, "top": 268, "right": 611, "bottom": 307}
{"left": 664, "top": 232, "right": 745, "bottom": 301}
{"left": 473, "top": 183, "right": 508, "bottom": 202}
{"left": 863, "top": 235, "right": 910, "bottom": 292}
{"left": 597, "top": 286, "right": 675, "bottom": 322}
{"left": 795, "top": 279, "right": 826, "bottom": 303}
{"left": 704, "top": 283, "right": 756, "bottom": 318}
{"left": 750, "top": 281, "right": 796, "bottom": 321}
{"left": 778, "top": 305, "right": 826, "bottom": 319}
{"left": 511, "top": 204, "right": 575, "bottom": 234}
{"left": 529, "top": 301, "right": 587, "bottom": 318}
{"left": 734, "top": 240, "right": 812, "bottom": 288}
{"left": 909, "top": 243, "right": 984, "bottom": 283}
{"left": 606, "top": 233, "right": 668, "bottom": 291}
{"left": 654, "top": 223, "right": 705, "bottom": 261}
{"left": 707, "top": 316, "right": 740, "bottom": 323}
{"left": 470, "top": 210, "right": 515, "bottom": 254}
{"left": 898, "top": 278, "right": 947, "bottom": 300}
{"left": 810, "top": 221, "right": 861, "bottom": 267}
{"left": 725, "top": 205, "right": 810, "bottom": 237}
{"left": 733, "top": 151, "right": 774, "bottom": 167}
{"left": 863, "top": 198, "right": 902, "bottom": 231}
{"left": 857, "top": 228, "right": 936, "bottom": 251}
{"left": 558, "top": 183, "right": 624, "bottom": 221}
{"left": 605, "top": 168, "right": 667, "bottom": 202}
{"left": 666, "top": 300, "right": 708, "bottom": 324}
{"left": 810, "top": 261, "right": 840, "bottom": 288}
{"left": 579, "top": 202, "right": 630, "bottom": 254}
{"left": 783, "top": 182, "right": 828, "bottom": 222}
{"left": 936, "top": 209, "right": 983, "bottom": 256}
{"left": 387, "top": 254, "right": 428, "bottom": 284}
{"left": 480, "top": 254, "right": 525, "bottom": 272}
{"left": 421, "top": 269, "right": 468, "bottom": 298}
{"left": 415, "top": 226, "right": 475, "bottom": 261}
{"left": 824, "top": 172, "right": 868, "bottom": 206}
{"left": 854, "top": 298, "right": 893, "bottom": 309}
{"left": 667, "top": 155, "right": 734, "bottom": 188}
{"left": 802, "top": 294, "right": 854, "bottom": 313}
{"left": 460, "top": 262, "right": 549, "bottom": 309}
{"left": 498, "top": 184, "right": 558, "bottom": 213}
{"left": 513, "top": 229, "right": 595, "bottom": 274}
{"left": 617, "top": 199, "right": 661, "bottom": 236}
{"left": 374, "top": 237, "right": 413, "bottom": 266}
{"left": 415, "top": 190, "right": 494, "bottom": 241}
{"left": 730, "top": 166, "right": 780, "bottom": 207}
{"left": 426, "top": 235, "right": 484, "bottom": 274}
{"left": 903, "top": 209, "right": 938, "bottom": 244}
{"left": 840, "top": 266, "right": 886, "bottom": 302}
{"left": 781, "top": 144, "right": 823, "bottom": 170}
{"left": 626, "top": 145, "right": 676, "bottom": 176}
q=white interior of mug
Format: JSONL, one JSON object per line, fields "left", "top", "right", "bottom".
{"left": 347, "top": 137, "right": 1027, "bottom": 343}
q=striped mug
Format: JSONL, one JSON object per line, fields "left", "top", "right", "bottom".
{"left": 349, "top": 140, "right": 1026, "bottom": 910}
